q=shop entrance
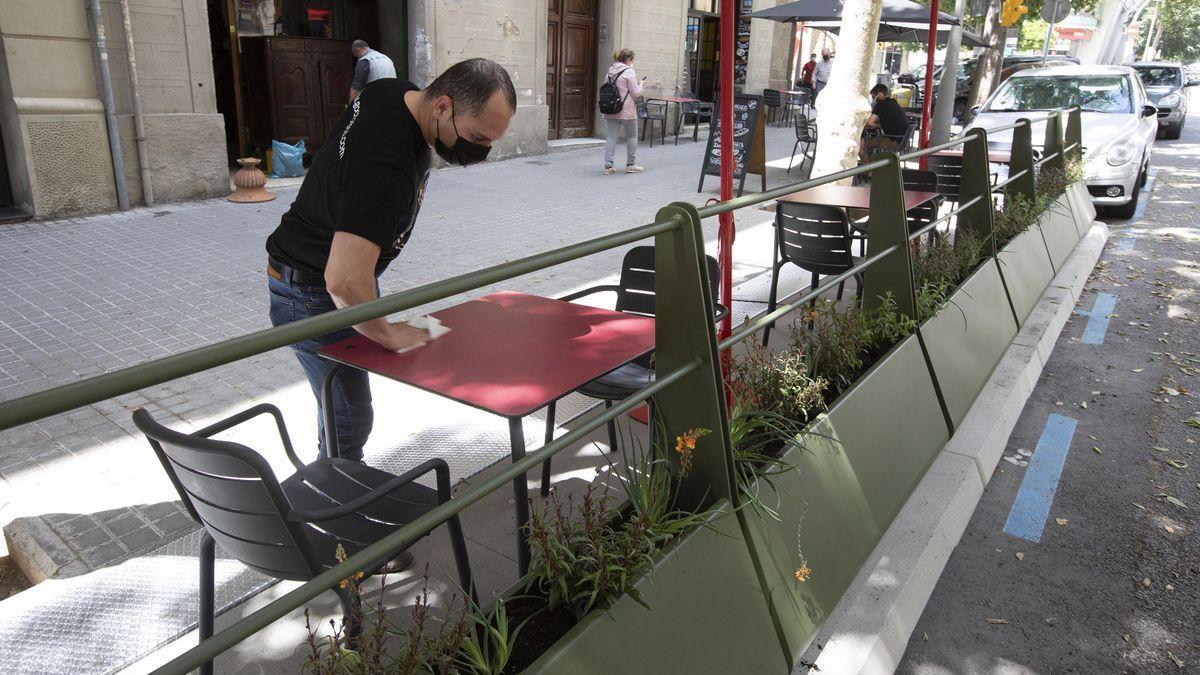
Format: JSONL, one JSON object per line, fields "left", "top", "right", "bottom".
{"left": 547, "top": 0, "right": 598, "bottom": 140}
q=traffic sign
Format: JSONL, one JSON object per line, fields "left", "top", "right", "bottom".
{"left": 1042, "top": 0, "right": 1070, "bottom": 24}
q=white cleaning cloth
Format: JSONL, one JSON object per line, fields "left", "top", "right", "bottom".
{"left": 392, "top": 315, "right": 451, "bottom": 353}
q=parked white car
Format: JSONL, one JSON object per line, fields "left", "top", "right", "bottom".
{"left": 965, "top": 65, "right": 1157, "bottom": 219}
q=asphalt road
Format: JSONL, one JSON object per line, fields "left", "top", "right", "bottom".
{"left": 898, "top": 103, "right": 1200, "bottom": 673}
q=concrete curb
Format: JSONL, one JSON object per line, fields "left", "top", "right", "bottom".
{"left": 795, "top": 222, "right": 1109, "bottom": 675}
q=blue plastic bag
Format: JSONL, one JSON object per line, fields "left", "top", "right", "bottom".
{"left": 269, "top": 139, "right": 306, "bottom": 178}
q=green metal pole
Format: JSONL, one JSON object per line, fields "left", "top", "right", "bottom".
{"left": 862, "top": 155, "right": 917, "bottom": 320}
{"left": 1007, "top": 120, "right": 1038, "bottom": 204}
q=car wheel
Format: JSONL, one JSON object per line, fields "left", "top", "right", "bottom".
{"left": 953, "top": 99, "right": 967, "bottom": 121}
{"left": 1166, "top": 121, "right": 1183, "bottom": 140}
{"left": 1108, "top": 172, "right": 1142, "bottom": 220}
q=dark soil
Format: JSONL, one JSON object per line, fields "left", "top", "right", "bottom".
{"left": 501, "top": 595, "right": 577, "bottom": 674}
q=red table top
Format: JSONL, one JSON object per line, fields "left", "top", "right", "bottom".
{"left": 933, "top": 148, "right": 1013, "bottom": 163}
{"left": 318, "top": 292, "right": 656, "bottom": 418}
{"left": 776, "top": 185, "right": 939, "bottom": 211}
{"left": 649, "top": 96, "right": 701, "bottom": 103}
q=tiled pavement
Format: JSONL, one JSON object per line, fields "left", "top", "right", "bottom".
{"left": 0, "top": 122, "right": 811, "bottom": 577}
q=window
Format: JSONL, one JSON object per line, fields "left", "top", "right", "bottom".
{"left": 691, "top": 0, "right": 718, "bottom": 14}
{"left": 1132, "top": 66, "right": 1182, "bottom": 88}
{"left": 986, "top": 75, "right": 1132, "bottom": 114}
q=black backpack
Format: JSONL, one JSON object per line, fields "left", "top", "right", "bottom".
{"left": 598, "top": 68, "right": 629, "bottom": 114}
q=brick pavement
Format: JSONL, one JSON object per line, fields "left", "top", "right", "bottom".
{"left": 0, "top": 123, "right": 803, "bottom": 579}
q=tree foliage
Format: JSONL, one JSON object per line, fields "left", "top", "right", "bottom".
{"left": 1140, "top": 0, "right": 1200, "bottom": 63}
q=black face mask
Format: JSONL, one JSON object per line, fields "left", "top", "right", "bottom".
{"left": 434, "top": 102, "right": 491, "bottom": 166}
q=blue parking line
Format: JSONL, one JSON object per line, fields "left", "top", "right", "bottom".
{"left": 1074, "top": 293, "right": 1117, "bottom": 345}
{"left": 1003, "top": 414, "right": 1078, "bottom": 543}
{"left": 1114, "top": 235, "right": 1137, "bottom": 253}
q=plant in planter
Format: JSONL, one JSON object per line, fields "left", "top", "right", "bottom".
{"left": 992, "top": 193, "right": 1045, "bottom": 249}
{"left": 786, "top": 294, "right": 916, "bottom": 395}
{"left": 302, "top": 568, "right": 520, "bottom": 675}
{"left": 912, "top": 229, "right": 985, "bottom": 321}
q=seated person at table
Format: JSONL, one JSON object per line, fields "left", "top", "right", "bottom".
{"left": 860, "top": 84, "right": 909, "bottom": 163}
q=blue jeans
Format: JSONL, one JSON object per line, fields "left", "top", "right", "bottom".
{"left": 268, "top": 277, "right": 373, "bottom": 461}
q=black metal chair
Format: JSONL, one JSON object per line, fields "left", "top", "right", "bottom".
{"left": 539, "top": 246, "right": 726, "bottom": 493}
{"left": 680, "top": 92, "right": 714, "bottom": 143}
{"left": 132, "top": 405, "right": 475, "bottom": 674}
{"left": 788, "top": 114, "right": 818, "bottom": 177}
{"left": 785, "top": 88, "right": 813, "bottom": 126}
{"left": 902, "top": 168, "right": 945, "bottom": 246}
{"left": 871, "top": 120, "right": 917, "bottom": 159}
{"left": 637, "top": 98, "right": 668, "bottom": 147}
{"left": 764, "top": 203, "right": 862, "bottom": 346}
{"left": 927, "top": 154, "right": 964, "bottom": 201}
{"left": 763, "top": 89, "right": 784, "bottom": 125}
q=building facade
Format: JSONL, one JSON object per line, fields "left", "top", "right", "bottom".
{"left": 0, "top": 0, "right": 800, "bottom": 219}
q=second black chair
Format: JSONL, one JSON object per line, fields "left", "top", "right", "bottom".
{"left": 539, "top": 246, "right": 725, "bottom": 492}
{"left": 764, "top": 203, "right": 862, "bottom": 346}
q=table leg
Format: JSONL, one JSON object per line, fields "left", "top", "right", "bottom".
{"left": 320, "top": 364, "right": 343, "bottom": 460}
{"left": 508, "top": 416, "right": 531, "bottom": 575}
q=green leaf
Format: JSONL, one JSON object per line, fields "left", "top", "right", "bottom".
{"left": 1185, "top": 419, "right": 1200, "bottom": 429}
{"left": 1166, "top": 459, "right": 1188, "bottom": 469}
{"left": 1160, "top": 494, "right": 1188, "bottom": 509}
{"left": 1092, "top": 446, "right": 1103, "bottom": 455}
{"left": 1154, "top": 446, "right": 1171, "bottom": 453}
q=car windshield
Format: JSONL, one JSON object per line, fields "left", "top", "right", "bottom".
{"left": 1133, "top": 66, "right": 1181, "bottom": 87}
{"left": 984, "top": 75, "right": 1132, "bottom": 113}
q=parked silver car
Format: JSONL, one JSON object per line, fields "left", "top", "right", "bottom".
{"left": 1127, "top": 61, "right": 1198, "bottom": 139}
{"left": 966, "top": 65, "right": 1157, "bottom": 219}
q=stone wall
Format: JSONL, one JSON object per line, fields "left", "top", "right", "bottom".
{"left": 409, "top": 0, "right": 549, "bottom": 160}
{"left": 0, "top": 0, "right": 226, "bottom": 218}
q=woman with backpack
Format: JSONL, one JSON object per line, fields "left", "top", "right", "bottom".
{"left": 600, "top": 48, "right": 645, "bottom": 175}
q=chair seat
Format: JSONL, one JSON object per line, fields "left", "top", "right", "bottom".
{"left": 576, "top": 362, "right": 655, "bottom": 401}
{"left": 282, "top": 458, "right": 438, "bottom": 568}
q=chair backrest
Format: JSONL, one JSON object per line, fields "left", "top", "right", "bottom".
{"left": 927, "top": 155, "right": 964, "bottom": 198}
{"left": 795, "top": 114, "right": 817, "bottom": 142}
{"left": 614, "top": 245, "right": 721, "bottom": 318}
{"left": 635, "top": 97, "right": 648, "bottom": 118}
{"left": 902, "top": 168, "right": 939, "bottom": 193}
{"left": 763, "top": 89, "right": 782, "bottom": 106}
{"left": 132, "top": 408, "right": 321, "bottom": 580}
{"left": 775, "top": 203, "right": 854, "bottom": 275}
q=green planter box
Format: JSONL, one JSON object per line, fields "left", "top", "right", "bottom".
{"left": 996, "top": 223, "right": 1056, "bottom": 325}
{"left": 1065, "top": 181, "right": 1096, "bottom": 233}
{"left": 524, "top": 500, "right": 786, "bottom": 674}
{"left": 1040, "top": 193, "right": 1083, "bottom": 270}
{"left": 742, "top": 333, "right": 948, "bottom": 660}
{"left": 919, "top": 259, "right": 1019, "bottom": 428}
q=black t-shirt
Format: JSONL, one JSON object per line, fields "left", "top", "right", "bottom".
{"left": 266, "top": 79, "right": 431, "bottom": 277}
{"left": 872, "top": 96, "right": 908, "bottom": 138}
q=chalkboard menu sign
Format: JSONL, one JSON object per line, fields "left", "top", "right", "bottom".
{"left": 698, "top": 94, "right": 766, "bottom": 197}
{"left": 734, "top": 0, "right": 753, "bottom": 83}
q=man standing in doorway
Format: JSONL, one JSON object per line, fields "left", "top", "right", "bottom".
{"left": 813, "top": 48, "right": 834, "bottom": 99}
{"left": 349, "top": 39, "right": 396, "bottom": 103}
{"left": 266, "top": 58, "right": 517, "bottom": 462}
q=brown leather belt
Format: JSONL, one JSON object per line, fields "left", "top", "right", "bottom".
{"left": 267, "top": 257, "right": 326, "bottom": 286}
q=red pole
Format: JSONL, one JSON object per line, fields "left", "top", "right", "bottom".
{"left": 718, "top": 0, "right": 734, "bottom": 345}
{"left": 919, "top": 0, "right": 940, "bottom": 168}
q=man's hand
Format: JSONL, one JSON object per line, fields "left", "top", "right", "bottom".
{"left": 377, "top": 322, "right": 428, "bottom": 353}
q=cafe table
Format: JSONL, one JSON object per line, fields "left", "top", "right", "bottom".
{"left": 317, "top": 291, "right": 656, "bottom": 574}
{"left": 646, "top": 96, "right": 702, "bottom": 144}
{"left": 932, "top": 148, "right": 1013, "bottom": 164}
{"left": 776, "top": 184, "right": 940, "bottom": 211}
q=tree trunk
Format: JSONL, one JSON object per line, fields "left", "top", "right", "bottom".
{"left": 967, "top": 0, "right": 1004, "bottom": 113}
{"left": 811, "top": 0, "right": 884, "bottom": 180}
{"left": 930, "top": 0, "right": 969, "bottom": 144}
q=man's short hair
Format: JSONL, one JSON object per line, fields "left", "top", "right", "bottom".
{"left": 870, "top": 84, "right": 890, "bottom": 97}
{"left": 425, "top": 58, "right": 518, "bottom": 115}
{"left": 810, "top": 53, "right": 817, "bottom": 58}
{"left": 351, "top": 39, "right": 369, "bottom": 52}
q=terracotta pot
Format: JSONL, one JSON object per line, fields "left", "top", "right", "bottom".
{"left": 228, "top": 158, "right": 275, "bottom": 203}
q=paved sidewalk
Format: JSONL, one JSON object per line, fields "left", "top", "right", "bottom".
{"left": 0, "top": 119, "right": 815, "bottom": 668}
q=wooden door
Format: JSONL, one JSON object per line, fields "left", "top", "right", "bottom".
{"left": 316, "top": 41, "right": 354, "bottom": 144}
{"left": 547, "top": 0, "right": 597, "bottom": 139}
{"left": 267, "top": 39, "right": 320, "bottom": 148}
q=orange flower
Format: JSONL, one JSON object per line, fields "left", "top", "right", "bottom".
{"left": 794, "top": 565, "right": 812, "bottom": 582}
{"left": 674, "top": 428, "right": 710, "bottom": 477}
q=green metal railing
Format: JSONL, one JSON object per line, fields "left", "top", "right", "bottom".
{"left": 0, "top": 107, "right": 1082, "bottom": 674}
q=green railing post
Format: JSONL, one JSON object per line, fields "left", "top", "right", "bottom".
{"left": 1007, "top": 120, "right": 1037, "bottom": 203}
{"left": 652, "top": 202, "right": 734, "bottom": 510}
{"left": 958, "top": 127, "right": 998, "bottom": 257}
{"left": 863, "top": 154, "right": 917, "bottom": 319}
{"left": 1043, "top": 110, "right": 1065, "bottom": 175}
{"left": 1065, "top": 106, "right": 1083, "bottom": 164}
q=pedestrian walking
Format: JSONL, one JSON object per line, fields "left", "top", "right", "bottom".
{"left": 798, "top": 53, "right": 817, "bottom": 90}
{"left": 266, "top": 58, "right": 516, "bottom": 465}
{"left": 813, "top": 48, "right": 834, "bottom": 99}
{"left": 600, "top": 48, "right": 645, "bottom": 175}
{"left": 349, "top": 39, "right": 397, "bottom": 103}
